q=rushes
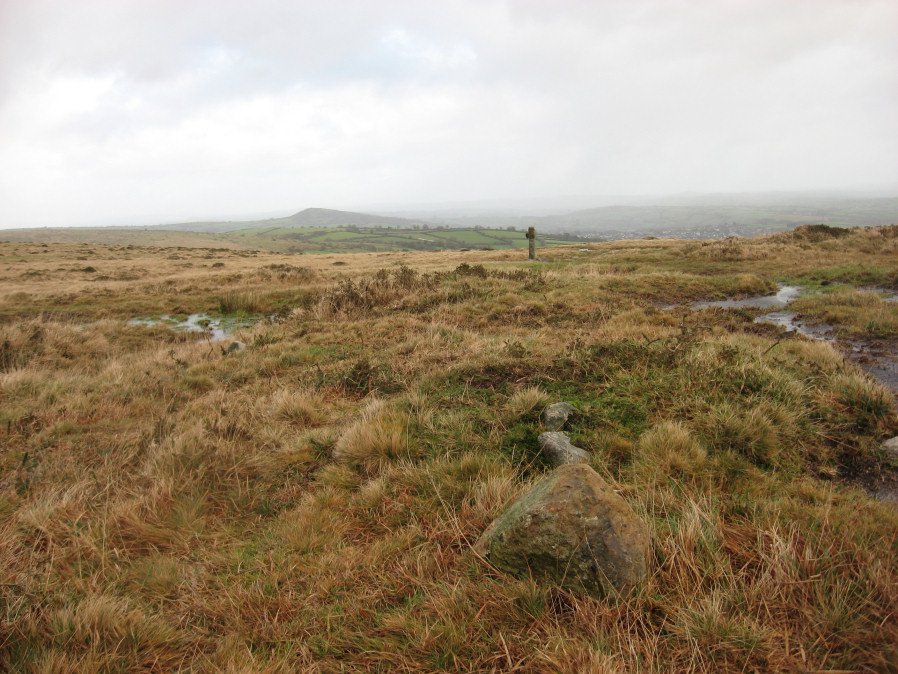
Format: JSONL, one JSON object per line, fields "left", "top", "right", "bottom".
{"left": 217, "top": 289, "right": 263, "bottom": 314}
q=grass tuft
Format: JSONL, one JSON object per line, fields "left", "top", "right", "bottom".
{"left": 217, "top": 289, "right": 263, "bottom": 313}
{"left": 332, "top": 399, "right": 412, "bottom": 474}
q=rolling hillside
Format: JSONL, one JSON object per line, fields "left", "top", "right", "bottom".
{"left": 545, "top": 196, "right": 898, "bottom": 234}
{"left": 154, "top": 208, "right": 430, "bottom": 234}
{"left": 396, "top": 193, "right": 898, "bottom": 236}
{"left": 5, "top": 194, "right": 898, "bottom": 252}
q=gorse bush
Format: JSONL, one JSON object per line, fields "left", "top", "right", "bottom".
{"left": 259, "top": 263, "right": 315, "bottom": 281}
{"left": 791, "top": 224, "right": 852, "bottom": 241}
{"left": 689, "top": 237, "right": 756, "bottom": 261}
{"left": 454, "top": 262, "right": 547, "bottom": 289}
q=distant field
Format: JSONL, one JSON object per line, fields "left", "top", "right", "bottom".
{"left": 0, "top": 225, "right": 569, "bottom": 254}
{"left": 225, "top": 225, "right": 570, "bottom": 253}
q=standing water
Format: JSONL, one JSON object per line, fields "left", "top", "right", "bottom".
{"left": 692, "top": 284, "right": 801, "bottom": 310}
{"left": 127, "top": 313, "right": 256, "bottom": 341}
{"left": 687, "top": 284, "right": 898, "bottom": 395}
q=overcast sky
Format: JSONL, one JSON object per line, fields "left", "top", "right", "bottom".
{"left": 1, "top": 0, "right": 897, "bottom": 228}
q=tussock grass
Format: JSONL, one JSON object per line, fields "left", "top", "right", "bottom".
{"left": 793, "top": 288, "right": 898, "bottom": 337}
{"left": 1, "top": 228, "right": 898, "bottom": 671}
{"left": 217, "top": 288, "right": 263, "bottom": 313}
{"left": 634, "top": 421, "right": 707, "bottom": 481}
{"left": 503, "top": 385, "right": 549, "bottom": 421}
{"left": 270, "top": 387, "right": 328, "bottom": 427}
{"left": 829, "top": 372, "right": 893, "bottom": 432}
{"left": 332, "top": 399, "right": 413, "bottom": 474}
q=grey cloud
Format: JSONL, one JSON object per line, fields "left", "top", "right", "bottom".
{"left": 0, "top": 0, "right": 896, "bottom": 227}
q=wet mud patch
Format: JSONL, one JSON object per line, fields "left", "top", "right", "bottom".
{"left": 680, "top": 284, "right": 898, "bottom": 503}
{"left": 679, "top": 284, "right": 898, "bottom": 396}
{"left": 755, "top": 310, "right": 898, "bottom": 396}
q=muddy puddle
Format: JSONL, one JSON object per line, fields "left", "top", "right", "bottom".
{"left": 756, "top": 312, "right": 898, "bottom": 394}
{"left": 128, "top": 313, "right": 257, "bottom": 341}
{"left": 682, "top": 285, "right": 898, "bottom": 395}
{"left": 692, "top": 284, "right": 802, "bottom": 310}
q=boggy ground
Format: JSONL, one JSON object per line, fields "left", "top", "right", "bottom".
{"left": 1, "top": 225, "right": 897, "bottom": 672}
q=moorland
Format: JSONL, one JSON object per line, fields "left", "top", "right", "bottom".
{"left": 1, "top": 224, "right": 897, "bottom": 672}
{"left": 0, "top": 223, "right": 572, "bottom": 255}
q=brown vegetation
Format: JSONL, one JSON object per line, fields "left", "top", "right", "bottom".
{"left": 1, "top": 226, "right": 897, "bottom": 672}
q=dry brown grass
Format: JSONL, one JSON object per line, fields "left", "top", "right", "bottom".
{"left": 793, "top": 288, "right": 898, "bottom": 338}
{"left": 1, "top": 227, "right": 898, "bottom": 672}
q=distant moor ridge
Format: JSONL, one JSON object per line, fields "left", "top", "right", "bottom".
{"left": 3, "top": 193, "right": 898, "bottom": 253}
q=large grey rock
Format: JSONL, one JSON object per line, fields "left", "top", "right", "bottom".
{"left": 883, "top": 436, "right": 898, "bottom": 458}
{"left": 539, "top": 431, "right": 589, "bottom": 466}
{"left": 541, "top": 402, "right": 577, "bottom": 431}
{"left": 475, "top": 463, "right": 650, "bottom": 598}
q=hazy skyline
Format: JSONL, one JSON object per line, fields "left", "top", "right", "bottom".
{"left": 1, "top": 0, "right": 897, "bottom": 228}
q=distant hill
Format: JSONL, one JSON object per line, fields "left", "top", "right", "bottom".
{"left": 5, "top": 193, "right": 898, "bottom": 246}
{"left": 545, "top": 196, "right": 898, "bottom": 234}
{"left": 406, "top": 194, "right": 898, "bottom": 237}
{"left": 155, "top": 208, "right": 428, "bottom": 234}
{"left": 279, "top": 208, "right": 427, "bottom": 228}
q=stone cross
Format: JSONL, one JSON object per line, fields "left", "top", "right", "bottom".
{"left": 526, "top": 226, "right": 536, "bottom": 260}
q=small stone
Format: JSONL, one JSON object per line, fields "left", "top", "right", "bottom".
{"left": 541, "top": 402, "right": 577, "bottom": 431}
{"left": 223, "top": 341, "right": 245, "bottom": 355}
{"left": 475, "top": 463, "right": 650, "bottom": 598}
{"left": 539, "top": 431, "right": 589, "bottom": 466}
{"left": 883, "top": 436, "right": 898, "bottom": 457}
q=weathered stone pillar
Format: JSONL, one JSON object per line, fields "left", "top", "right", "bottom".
{"left": 526, "top": 226, "right": 536, "bottom": 260}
